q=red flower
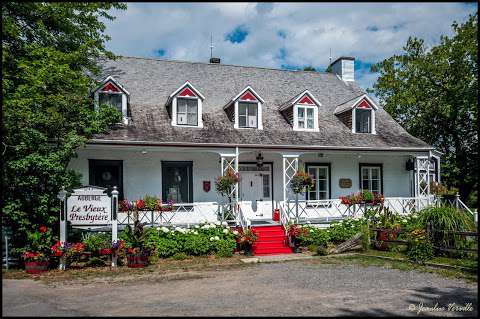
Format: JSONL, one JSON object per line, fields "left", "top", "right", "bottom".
{"left": 39, "top": 226, "right": 48, "bottom": 233}
{"left": 136, "top": 199, "right": 146, "bottom": 210}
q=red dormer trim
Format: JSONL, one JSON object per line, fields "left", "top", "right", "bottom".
{"left": 178, "top": 87, "right": 197, "bottom": 98}
{"left": 101, "top": 82, "right": 121, "bottom": 93}
{"left": 355, "top": 98, "right": 373, "bottom": 109}
{"left": 239, "top": 90, "right": 258, "bottom": 102}
{"left": 298, "top": 94, "right": 315, "bottom": 105}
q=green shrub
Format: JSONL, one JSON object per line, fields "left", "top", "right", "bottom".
{"left": 328, "top": 218, "right": 365, "bottom": 243}
{"left": 298, "top": 226, "right": 330, "bottom": 247}
{"left": 417, "top": 206, "right": 475, "bottom": 251}
{"left": 215, "top": 238, "right": 237, "bottom": 257}
{"left": 183, "top": 235, "right": 210, "bottom": 256}
{"left": 85, "top": 256, "right": 107, "bottom": 267}
{"left": 156, "top": 237, "right": 180, "bottom": 258}
{"left": 407, "top": 229, "right": 433, "bottom": 263}
{"left": 82, "top": 232, "right": 111, "bottom": 252}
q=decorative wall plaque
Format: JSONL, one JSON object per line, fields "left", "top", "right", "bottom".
{"left": 339, "top": 178, "right": 352, "bottom": 188}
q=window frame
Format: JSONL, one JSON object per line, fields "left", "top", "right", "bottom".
{"left": 305, "top": 163, "right": 331, "bottom": 200}
{"left": 293, "top": 103, "right": 319, "bottom": 132}
{"left": 170, "top": 82, "right": 204, "bottom": 128}
{"left": 161, "top": 161, "right": 193, "bottom": 203}
{"left": 94, "top": 79, "right": 129, "bottom": 125}
{"left": 176, "top": 96, "right": 199, "bottom": 126}
{"left": 359, "top": 163, "right": 383, "bottom": 194}
{"left": 354, "top": 108, "right": 372, "bottom": 133}
{"left": 351, "top": 97, "right": 377, "bottom": 134}
{"left": 232, "top": 87, "right": 264, "bottom": 130}
{"left": 237, "top": 101, "right": 258, "bottom": 128}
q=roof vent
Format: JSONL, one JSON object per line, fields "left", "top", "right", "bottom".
{"left": 209, "top": 57, "right": 221, "bottom": 64}
{"left": 329, "top": 56, "right": 355, "bottom": 81}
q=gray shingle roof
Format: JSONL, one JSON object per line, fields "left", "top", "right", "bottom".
{"left": 92, "top": 56, "right": 431, "bottom": 150}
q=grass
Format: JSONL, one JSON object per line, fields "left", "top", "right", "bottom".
{"left": 317, "top": 250, "right": 477, "bottom": 283}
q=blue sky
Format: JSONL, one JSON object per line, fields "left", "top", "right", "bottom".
{"left": 103, "top": 3, "right": 476, "bottom": 91}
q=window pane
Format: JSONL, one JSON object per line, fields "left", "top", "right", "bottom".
{"left": 307, "top": 119, "right": 314, "bottom": 129}
{"left": 239, "top": 115, "right": 247, "bottom": 127}
{"left": 317, "top": 168, "right": 326, "bottom": 179}
{"left": 177, "top": 99, "right": 187, "bottom": 113}
{"left": 187, "top": 113, "right": 197, "bottom": 126}
{"left": 298, "top": 120, "right": 305, "bottom": 128}
{"left": 247, "top": 104, "right": 257, "bottom": 117}
{"left": 99, "top": 93, "right": 122, "bottom": 113}
{"left": 318, "top": 192, "right": 327, "bottom": 200}
{"left": 298, "top": 107, "right": 305, "bottom": 118}
{"left": 248, "top": 115, "right": 257, "bottom": 128}
{"left": 362, "top": 179, "right": 369, "bottom": 190}
{"left": 307, "top": 108, "right": 314, "bottom": 118}
{"left": 238, "top": 103, "right": 248, "bottom": 117}
{"left": 371, "top": 168, "right": 379, "bottom": 179}
{"left": 262, "top": 174, "right": 270, "bottom": 198}
{"left": 318, "top": 180, "right": 326, "bottom": 191}
{"left": 355, "top": 109, "right": 371, "bottom": 133}
{"left": 372, "top": 180, "right": 379, "bottom": 193}
{"left": 309, "top": 191, "right": 317, "bottom": 200}
{"left": 362, "top": 168, "right": 369, "bottom": 180}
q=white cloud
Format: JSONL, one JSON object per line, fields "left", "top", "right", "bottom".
{"left": 103, "top": 3, "right": 476, "bottom": 90}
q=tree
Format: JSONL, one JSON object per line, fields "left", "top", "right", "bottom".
{"left": 368, "top": 13, "right": 478, "bottom": 207}
{"left": 2, "top": 3, "right": 127, "bottom": 249}
{"left": 303, "top": 66, "right": 316, "bottom": 71}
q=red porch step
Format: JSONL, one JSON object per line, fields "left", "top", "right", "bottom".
{"left": 251, "top": 225, "right": 292, "bottom": 256}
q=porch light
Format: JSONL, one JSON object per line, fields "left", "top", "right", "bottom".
{"left": 256, "top": 153, "right": 264, "bottom": 168}
{"left": 406, "top": 158, "right": 415, "bottom": 171}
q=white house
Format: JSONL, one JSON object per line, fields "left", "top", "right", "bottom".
{"left": 68, "top": 56, "right": 440, "bottom": 227}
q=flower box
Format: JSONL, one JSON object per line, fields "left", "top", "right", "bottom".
{"left": 25, "top": 261, "right": 49, "bottom": 274}
{"left": 126, "top": 253, "right": 149, "bottom": 268}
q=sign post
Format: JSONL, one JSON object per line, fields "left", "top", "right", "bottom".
{"left": 111, "top": 186, "right": 119, "bottom": 267}
{"left": 57, "top": 187, "right": 68, "bottom": 270}
{"left": 58, "top": 186, "right": 116, "bottom": 270}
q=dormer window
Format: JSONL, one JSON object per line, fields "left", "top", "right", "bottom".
{"left": 334, "top": 94, "right": 378, "bottom": 134}
{"left": 224, "top": 86, "right": 264, "bottom": 130}
{"left": 279, "top": 90, "right": 321, "bottom": 132}
{"left": 94, "top": 76, "right": 129, "bottom": 125}
{"left": 166, "top": 82, "right": 205, "bottom": 128}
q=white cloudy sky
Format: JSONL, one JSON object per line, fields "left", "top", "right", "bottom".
{"left": 103, "top": 2, "right": 476, "bottom": 90}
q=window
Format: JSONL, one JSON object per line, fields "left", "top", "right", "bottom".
{"left": 307, "top": 165, "right": 330, "bottom": 200}
{"left": 176, "top": 98, "right": 198, "bottom": 126}
{"left": 98, "top": 92, "right": 123, "bottom": 113}
{"left": 89, "top": 160, "right": 124, "bottom": 200}
{"left": 238, "top": 102, "right": 257, "bottom": 128}
{"left": 355, "top": 108, "right": 371, "bottom": 133}
{"left": 297, "top": 106, "right": 315, "bottom": 130}
{"left": 162, "top": 161, "right": 193, "bottom": 203}
{"left": 262, "top": 174, "right": 270, "bottom": 198}
{"left": 360, "top": 164, "right": 382, "bottom": 194}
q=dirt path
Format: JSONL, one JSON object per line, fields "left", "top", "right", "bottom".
{"left": 3, "top": 260, "right": 477, "bottom": 316}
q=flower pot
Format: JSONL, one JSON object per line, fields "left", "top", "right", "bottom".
{"left": 292, "top": 237, "right": 302, "bottom": 253}
{"left": 375, "top": 229, "right": 399, "bottom": 251}
{"left": 127, "top": 253, "right": 149, "bottom": 268}
{"left": 25, "top": 261, "right": 49, "bottom": 274}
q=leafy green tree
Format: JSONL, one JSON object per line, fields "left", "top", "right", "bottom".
{"left": 303, "top": 66, "right": 316, "bottom": 71}
{"left": 2, "top": 2, "right": 127, "bottom": 249}
{"left": 368, "top": 13, "right": 478, "bottom": 206}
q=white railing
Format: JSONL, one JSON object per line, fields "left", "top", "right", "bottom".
{"left": 283, "top": 196, "right": 441, "bottom": 223}
{"left": 236, "top": 204, "right": 248, "bottom": 230}
{"left": 117, "top": 202, "right": 220, "bottom": 226}
{"left": 278, "top": 201, "right": 290, "bottom": 236}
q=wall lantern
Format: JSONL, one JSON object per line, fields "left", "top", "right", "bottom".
{"left": 256, "top": 153, "right": 264, "bottom": 168}
{"left": 406, "top": 158, "right": 415, "bottom": 171}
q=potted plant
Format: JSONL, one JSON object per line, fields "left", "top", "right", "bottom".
{"left": 286, "top": 224, "right": 309, "bottom": 253}
{"left": 371, "top": 208, "right": 401, "bottom": 251}
{"left": 289, "top": 170, "right": 315, "bottom": 221}
{"left": 123, "top": 219, "right": 150, "bottom": 268}
{"left": 236, "top": 228, "right": 257, "bottom": 256}
{"left": 21, "top": 226, "right": 53, "bottom": 274}
{"left": 215, "top": 168, "right": 240, "bottom": 220}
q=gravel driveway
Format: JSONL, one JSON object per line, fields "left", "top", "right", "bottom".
{"left": 2, "top": 260, "right": 477, "bottom": 317}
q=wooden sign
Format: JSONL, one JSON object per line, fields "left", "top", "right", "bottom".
{"left": 339, "top": 178, "right": 352, "bottom": 188}
{"left": 203, "top": 181, "right": 211, "bottom": 192}
{"left": 67, "top": 186, "right": 111, "bottom": 225}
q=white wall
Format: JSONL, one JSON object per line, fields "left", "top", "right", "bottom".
{"left": 68, "top": 147, "right": 414, "bottom": 202}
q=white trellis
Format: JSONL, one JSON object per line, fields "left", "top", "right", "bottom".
{"left": 282, "top": 154, "right": 299, "bottom": 202}
{"left": 219, "top": 148, "right": 239, "bottom": 219}
{"left": 415, "top": 157, "right": 431, "bottom": 197}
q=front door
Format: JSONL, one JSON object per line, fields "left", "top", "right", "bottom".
{"left": 239, "top": 164, "right": 272, "bottom": 216}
